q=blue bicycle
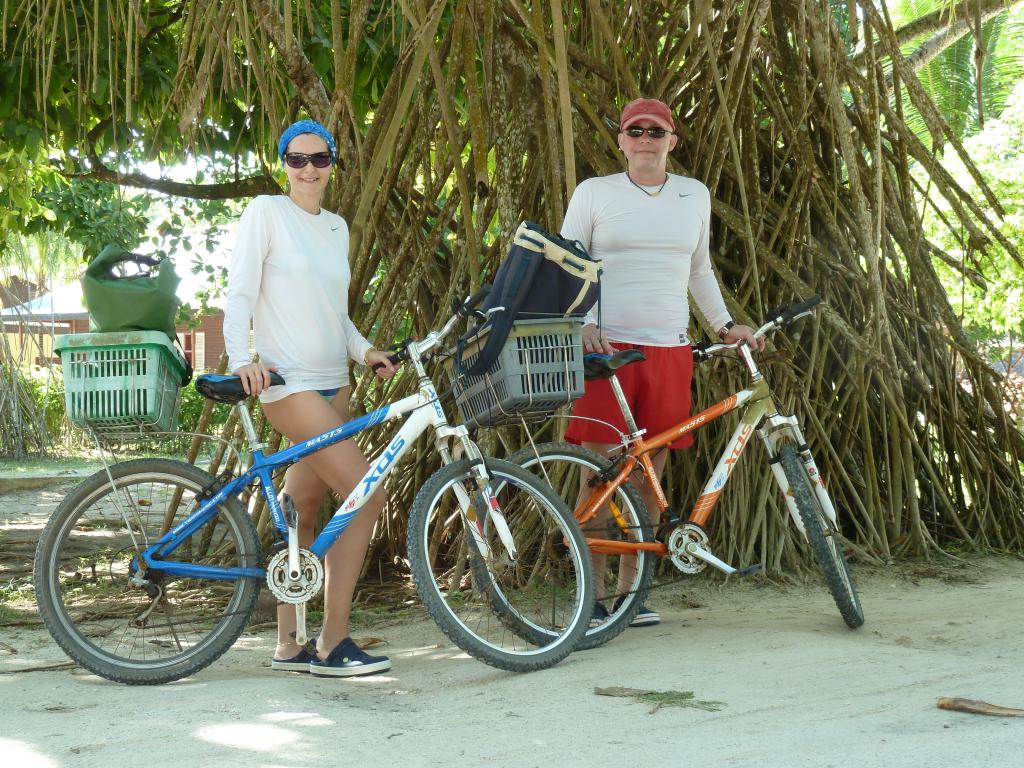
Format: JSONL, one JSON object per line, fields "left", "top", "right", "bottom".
{"left": 33, "top": 297, "right": 594, "bottom": 683}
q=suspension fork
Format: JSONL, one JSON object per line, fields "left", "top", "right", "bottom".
{"left": 433, "top": 425, "right": 518, "bottom": 562}
{"left": 760, "top": 414, "right": 838, "bottom": 538}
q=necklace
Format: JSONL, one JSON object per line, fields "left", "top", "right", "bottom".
{"left": 626, "top": 173, "right": 669, "bottom": 197}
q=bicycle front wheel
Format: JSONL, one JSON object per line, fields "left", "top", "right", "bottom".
{"left": 508, "top": 442, "right": 654, "bottom": 650}
{"left": 779, "top": 444, "right": 864, "bottom": 628}
{"left": 34, "top": 459, "right": 261, "bottom": 684}
{"left": 407, "top": 457, "right": 594, "bottom": 672}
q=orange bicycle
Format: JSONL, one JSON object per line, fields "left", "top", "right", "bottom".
{"left": 509, "top": 297, "right": 864, "bottom": 650}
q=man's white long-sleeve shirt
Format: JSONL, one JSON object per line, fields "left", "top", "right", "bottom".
{"left": 561, "top": 173, "right": 732, "bottom": 345}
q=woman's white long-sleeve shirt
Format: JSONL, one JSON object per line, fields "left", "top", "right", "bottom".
{"left": 223, "top": 195, "right": 372, "bottom": 403}
{"left": 560, "top": 173, "right": 732, "bottom": 346}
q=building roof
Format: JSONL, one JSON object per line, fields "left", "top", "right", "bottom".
{"left": 0, "top": 281, "right": 88, "bottom": 320}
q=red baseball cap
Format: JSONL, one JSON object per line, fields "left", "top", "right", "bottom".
{"left": 620, "top": 98, "right": 674, "bottom": 132}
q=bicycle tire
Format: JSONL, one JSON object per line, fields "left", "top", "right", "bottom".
{"left": 34, "top": 459, "right": 261, "bottom": 684}
{"left": 779, "top": 444, "right": 864, "bottom": 629}
{"left": 507, "top": 443, "right": 655, "bottom": 649}
{"left": 407, "top": 457, "right": 594, "bottom": 672}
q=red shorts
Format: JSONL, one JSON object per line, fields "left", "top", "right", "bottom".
{"left": 565, "top": 344, "right": 694, "bottom": 449}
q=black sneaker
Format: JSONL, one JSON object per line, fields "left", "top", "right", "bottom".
{"left": 613, "top": 596, "right": 661, "bottom": 627}
{"left": 589, "top": 601, "right": 610, "bottom": 627}
{"left": 309, "top": 637, "right": 391, "bottom": 677}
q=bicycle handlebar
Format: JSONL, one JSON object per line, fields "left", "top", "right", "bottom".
{"left": 457, "top": 282, "right": 493, "bottom": 317}
{"left": 763, "top": 295, "right": 822, "bottom": 329}
{"left": 693, "top": 295, "right": 822, "bottom": 363}
{"left": 754, "top": 295, "right": 821, "bottom": 339}
{"left": 372, "top": 284, "right": 495, "bottom": 371}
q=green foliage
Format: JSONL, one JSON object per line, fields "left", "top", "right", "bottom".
{"left": 36, "top": 179, "right": 154, "bottom": 261}
{"left": 177, "top": 384, "right": 231, "bottom": 435}
{"left": 20, "top": 371, "right": 68, "bottom": 443}
{"left": 922, "top": 82, "right": 1024, "bottom": 349}
{"left": 892, "top": 1, "right": 1024, "bottom": 142}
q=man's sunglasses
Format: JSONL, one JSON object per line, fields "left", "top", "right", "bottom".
{"left": 283, "top": 152, "right": 334, "bottom": 169}
{"left": 621, "top": 126, "right": 672, "bottom": 139}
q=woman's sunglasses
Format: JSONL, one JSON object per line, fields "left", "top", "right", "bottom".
{"left": 283, "top": 152, "right": 334, "bottom": 169}
{"left": 622, "top": 127, "right": 672, "bottom": 139}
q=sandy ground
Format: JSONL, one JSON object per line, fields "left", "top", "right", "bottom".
{"left": 2, "top": 483, "right": 1023, "bottom": 768}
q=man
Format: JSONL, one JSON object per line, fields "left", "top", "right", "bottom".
{"left": 561, "top": 97, "right": 763, "bottom": 626}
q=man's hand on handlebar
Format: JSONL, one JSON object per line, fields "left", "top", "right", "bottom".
{"left": 723, "top": 324, "right": 765, "bottom": 352}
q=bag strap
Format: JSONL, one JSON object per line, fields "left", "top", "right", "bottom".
{"left": 454, "top": 249, "right": 542, "bottom": 376}
{"left": 454, "top": 310, "right": 516, "bottom": 377}
{"left": 171, "top": 334, "right": 194, "bottom": 387}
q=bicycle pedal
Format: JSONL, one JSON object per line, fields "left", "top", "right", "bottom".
{"left": 737, "top": 564, "right": 763, "bottom": 578}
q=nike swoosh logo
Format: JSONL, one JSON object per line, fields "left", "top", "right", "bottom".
{"left": 331, "top": 226, "right": 341, "bottom": 231}
{"left": 678, "top": 193, "right": 691, "bottom": 198}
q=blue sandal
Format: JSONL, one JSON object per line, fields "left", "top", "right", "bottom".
{"left": 271, "top": 642, "right": 319, "bottom": 672}
{"left": 309, "top": 637, "right": 391, "bottom": 677}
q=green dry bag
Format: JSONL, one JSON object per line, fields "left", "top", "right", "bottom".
{"left": 81, "top": 245, "right": 181, "bottom": 340}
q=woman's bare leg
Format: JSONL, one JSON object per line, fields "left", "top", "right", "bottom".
{"left": 264, "top": 388, "right": 385, "bottom": 660}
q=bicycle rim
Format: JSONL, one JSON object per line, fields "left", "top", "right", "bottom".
{"left": 508, "top": 443, "right": 654, "bottom": 650}
{"left": 408, "top": 458, "right": 593, "bottom": 672}
{"left": 34, "top": 460, "right": 260, "bottom": 684}
{"left": 779, "top": 445, "right": 864, "bottom": 629}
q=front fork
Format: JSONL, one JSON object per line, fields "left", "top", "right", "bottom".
{"left": 759, "top": 414, "right": 838, "bottom": 539}
{"left": 433, "top": 424, "right": 518, "bottom": 563}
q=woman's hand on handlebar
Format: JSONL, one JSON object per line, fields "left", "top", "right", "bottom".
{"left": 365, "top": 349, "right": 399, "bottom": 379}
{"left": 581, "top": 324, "right": 616, "bottom": 355}
{"left": 723, "top": 324, "right": 765, "bottom": 352}
{"left": 234, "top": 362, "right": 279, "bottom": 397}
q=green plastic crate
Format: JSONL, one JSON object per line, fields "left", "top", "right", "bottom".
{"left": 55, "top": 331, "right": 187, "bottom": 437}
{"left": 451, "top": 318, "right": 584, "bottom": 428}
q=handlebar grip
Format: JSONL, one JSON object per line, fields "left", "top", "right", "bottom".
{"left": 781, "top": 295, "right": 822, "bottom": 323}
{"left": 765, "top": 295, "right": 822, "bottom": 326}
{"left": 371, "top": 353, "right": 403, "bottom": 372}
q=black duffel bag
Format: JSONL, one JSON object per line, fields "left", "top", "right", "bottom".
{"left": 455, "top": 221, "right": 601, "bottom": 376}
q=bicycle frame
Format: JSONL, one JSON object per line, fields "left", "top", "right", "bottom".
{"left": 132, "top": 313, "right": 507, "bottom": 584}
{"left": 577, "top": 346, "right": 837, "bottom": 567}
{"left": 135, "top": 383, "right": 450, "bottom": 580}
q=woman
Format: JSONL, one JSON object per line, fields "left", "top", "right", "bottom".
{"left": 223, "top": 119, "right": 398, "bottom": 677}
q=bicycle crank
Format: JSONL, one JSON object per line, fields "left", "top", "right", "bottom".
{"left": 666, "top": 523, "right": 711, "bottom": 574}
{"left": 266, "top": 548, "right": 324, "bottom": 604}
{"left": 667, "top": 524, "right": 763, "bottom": 577}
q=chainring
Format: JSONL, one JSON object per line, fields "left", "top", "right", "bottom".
{"left": 265, "top": 548, "right": 324, "bottom": 604}
{"left": 667, "top": 523, "right": 710, "bottom": 575}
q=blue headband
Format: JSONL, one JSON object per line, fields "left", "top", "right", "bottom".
{"left": 277, "top": 119, "right": 337, "bottom": 162}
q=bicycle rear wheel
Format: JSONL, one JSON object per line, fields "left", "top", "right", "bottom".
{"left": 407, "top": 457, "right": 593, "bottom": 672}
{"left": 508, "top": 442, "right": 654, "bottom": 649}
{"left": 779, "top": 444, "right": 864, "bottom": 629}
{"left": 34, "top": 459, "right": 261, "bottom": 684}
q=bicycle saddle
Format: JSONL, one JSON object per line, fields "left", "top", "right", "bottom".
{"left": 195, "top": 372, "right": 287, "bottom": 404}
{"left": 583, "top": 349, "right": 646, "bottom": 381}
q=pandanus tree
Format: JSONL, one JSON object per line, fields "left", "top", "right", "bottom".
{"left": 2, "top": 0, "right": 1022, "bottom": 572}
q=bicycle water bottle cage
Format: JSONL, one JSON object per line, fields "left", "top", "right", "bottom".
{"left": 195, "top": 372, "right": 287, "bottom": 404}
{"left": 583, "top": 349, "right": 645, "bottom": 381}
